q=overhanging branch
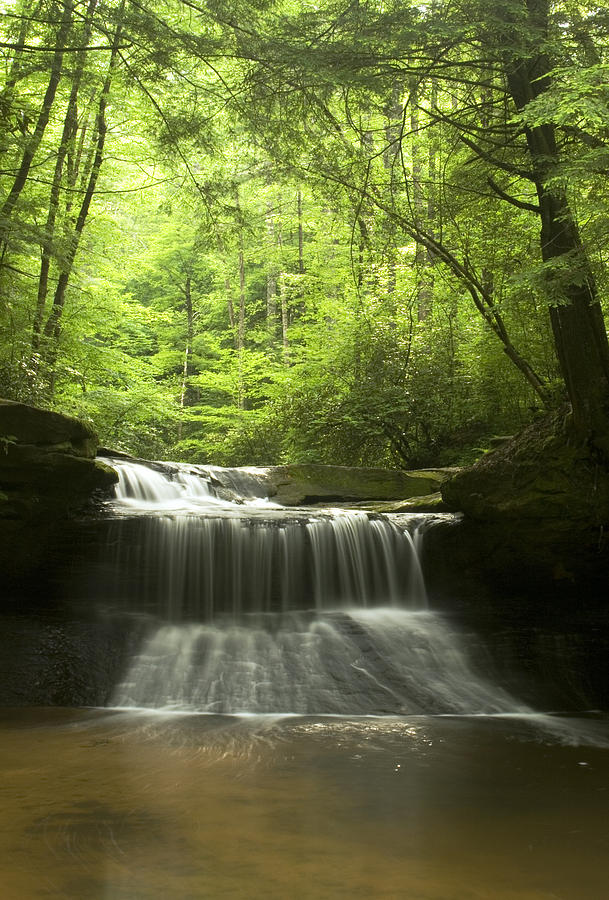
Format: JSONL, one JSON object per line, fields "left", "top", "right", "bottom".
{"left": 487, "top": 177, "right": 540, "bottom": 213}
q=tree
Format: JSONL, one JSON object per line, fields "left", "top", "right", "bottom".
{"left": 0, "top": 0, "right": 74, "bottom": 258}
{"left": 497, "top": 0, "right": 609, "bottom": 450}
{"left": 228, "top": 0, "right": 609, "bottom": 448}
{"left": 2, "top": 0, "right": 606, "bottom": 468}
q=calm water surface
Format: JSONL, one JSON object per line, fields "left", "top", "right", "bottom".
{"left": 0, "top": 708, "right": 608, "bottom": 899}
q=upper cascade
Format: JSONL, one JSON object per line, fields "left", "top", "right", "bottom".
{"left": 107, "top": 457, "right": 277, "bottom": 508}
{"left": 111, "top": 458, "right": 218, "bottom": 505}
{"left": 98, "top": 457, "right": 433, "bottom": 619}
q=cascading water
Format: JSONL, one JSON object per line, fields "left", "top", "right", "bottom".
{"left": 104, "top": 459, "right": 427, "bottom": 617}
{"left": 102, "top": 458, "right": 525, "bottom": 716}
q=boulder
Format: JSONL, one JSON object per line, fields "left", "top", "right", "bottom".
{"left": 0, "top": 398, "right": 98, "bottom": 456}
{"left": 0, "top": 400, "right": 117, "bottom": 582}
{"left": 201, "top": 462, "right": 456, "bottom": 506}
{"left": 339, "top": 492, "right": 450, "bottom": 514}
{"left": 268, "top": 464, "right": 452, "bottom": 506}
{"left": 440, "top": 409, "right": 609, "bottom": 587}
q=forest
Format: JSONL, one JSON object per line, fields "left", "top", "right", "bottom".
{"left": 3, "top": 5, "right": 609, "bottom": 894}
{"left": 1, "top": 0, "right": 608, "bottom": 469}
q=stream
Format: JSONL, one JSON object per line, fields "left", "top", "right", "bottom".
{"left": 1, "top": 457, "right": 607, "bottom": 898}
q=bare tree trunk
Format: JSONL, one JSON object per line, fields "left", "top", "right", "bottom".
{"left": 42, "top": 2, "right": 124, "bottom": 391}
{"left": 31, "top": 0, "right": 98, "bottom": 360}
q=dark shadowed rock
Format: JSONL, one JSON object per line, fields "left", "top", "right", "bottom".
{"left": 440, "top": 409, "right": 609, "bottom": 587}
{"left": 0, "top": 400, "right": 117, "bottom": 582}
{"left": 0, "top": 398, "right": 98, "bottom": 456}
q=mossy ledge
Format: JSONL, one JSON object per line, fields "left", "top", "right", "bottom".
{"left": 0, "top": 400, "right": 118, "bottom": 582}
{"left": 265, "top": 464, "right": 451, "bottom": 506}
{"left": 438, "top": 409, "right": 609, "bottom": 589}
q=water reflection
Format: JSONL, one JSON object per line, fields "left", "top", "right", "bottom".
{"left": 0, "top": 709, "right": 608, "bottom": 899}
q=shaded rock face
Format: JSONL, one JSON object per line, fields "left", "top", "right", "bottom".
{"left": 0, "top": 610, "right": 137, "bottom": 707}
{"left": 0, "top": 399, "right": 98, "bottom": 456}
{"left": 0, "top": 400, "right": 117, "bottom": 582}
{"left": 440, "top": 411, "right": 609, "bottom": 587}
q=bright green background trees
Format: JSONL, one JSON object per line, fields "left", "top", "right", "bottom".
{"left": 1, "top": 0, "right": 607, "bottom": 466}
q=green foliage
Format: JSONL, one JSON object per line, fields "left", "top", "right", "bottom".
{"left": 0, "top": 0, "right": 606, "bottom": 467}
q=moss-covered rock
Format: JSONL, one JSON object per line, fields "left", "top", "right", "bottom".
{"left": 343, "top": 492, "right": 450, "bottom": 514}
{"left": 380, "top": 492, "right": 449, "bottom": 513}
{"left": 0, "top": 399, "right": 98, "bottom": 456}
{"left": 440, "top": 409, "right": 609, "bottom": 587}
{"left": 268, "top": 464, "right": 452, "bottom": 506}
{"left": 0, "top": 400, "right": 117, "bottom": 582}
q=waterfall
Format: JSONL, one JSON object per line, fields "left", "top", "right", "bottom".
{"left": 112, "top": 458, "right": 221, "bottom": 505}
{"left": 102, "top": 458, "right": 524, "bottom": 716}
{"left": 112, "top": 610, "right": 525, "bottom": 716}
{"left": 104, "top": 459, "right": 428, "bottom": 618}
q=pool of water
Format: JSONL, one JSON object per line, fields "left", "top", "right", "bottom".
{"left": 1, "top": 708, "right": 607, "bottom": 899}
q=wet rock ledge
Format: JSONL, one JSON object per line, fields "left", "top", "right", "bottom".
{"left": 241, "top": 463, "right": 451, "bottom": 507}
{"left": 0, "top": 400, "right": 117, "bottom": 582}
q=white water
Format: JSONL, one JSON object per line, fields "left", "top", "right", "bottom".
{"left": 105, "top": 458, "right": 429, "bottom": 617}
{"left": 113, "top": 609, "right": 526, "bottom": 716}
{"left": 113, "top": 458, "right": 226, "bottom": 508}
{"left": 112, "top": 458, "right": 276, "bottom": 509}
{"left": 103, "top": 459, "right": 539, "bottom": 718}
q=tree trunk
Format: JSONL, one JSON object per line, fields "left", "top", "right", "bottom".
{"left": 297, "top": 189, "right": 304, "bottom": 274}
{"left": 31, "top": 0, "right": 98, "bottom": 360}
{"left": 0, "top": 0, "right": 43, "bottom": 125}
{"left": 427, "top": 75, "right": 438, "bottom": 269}
{"left": 274, "top": 200, "right": 289, "bottom": 360}
{"left": 178, "top": 274, "right": 193, "bottom": 441}
{"left": 409, "top": 80, "right": 429, "bottom": 321}
{"left": 265, "top": 201, "right": 279, "bottom": 341}
{"left": 216, "top": 235, "right": 236, "bottom": 336}
{"left": 238, "top": 243, "right": 246, "bottom": 353}
{"left": 0, "top": 0, "right": 73, "bottom": 257}
{"left": 42, "top": 2, "right": 124, "bottom": 391}
{"left": 237, "top": 220, "right": 246, "bottom": 409}
{"left": 43, "top": 66, "right": 110, "bottom": 342}
{"left": 279, "top": 274, "right": 289, "bottom": 360}
{"left": 503, "top": 0, "right": 609, "bottom": 448}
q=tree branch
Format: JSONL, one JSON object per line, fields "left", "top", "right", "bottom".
{"left": 487, "top": 177, "right": 540, "bottom": 213}
{"left": 459, "top": 132, "right": 536, "bottom": 181}
{"left": 0, "top": 40, "right": 132, "bottom": 52}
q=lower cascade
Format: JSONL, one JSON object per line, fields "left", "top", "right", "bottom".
{"left": 103, "top": 458, "right": 522, "bottom": 716}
